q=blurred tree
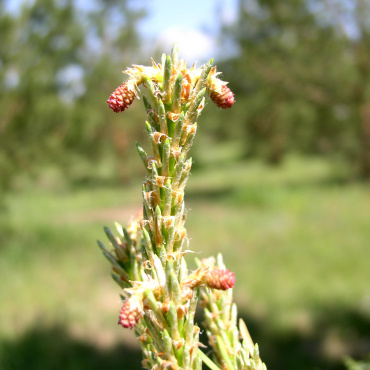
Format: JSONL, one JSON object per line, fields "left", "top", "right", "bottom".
{"left": 219, "top": 0, "right": 351, "bottom": 164}
{"left": 0, "top": 0, "right": 145, "bottom": 191}
{"left": 0, "top": 0, "right": 84, "bottom": 189}
{"left": 62, "top": 0, "right": 147, "bottom": 184}
{"left": 335, "top": 0, "right": 370, "bottom": 179}
{"left": 312, "top": 0, "right": 370, "bottom": 179}
{"left": 218, "top": 0, "right": 370, "bottom": 178}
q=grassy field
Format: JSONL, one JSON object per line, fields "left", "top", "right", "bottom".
{"left": 1, "top": 152, "right": 369, "bottom": 369}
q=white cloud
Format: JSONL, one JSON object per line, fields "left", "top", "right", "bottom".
{"left": 155, "top": 27, "right": 217, "bottom": 64}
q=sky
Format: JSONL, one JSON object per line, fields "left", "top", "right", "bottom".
{"left": 134, "top": 0, "right": 239, "bottom": 63}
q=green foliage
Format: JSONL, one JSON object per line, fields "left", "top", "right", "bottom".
{"left": 214, "top": 0, "right": 370, "bottom": 177}
{"left": 0, "top": 0, "right": 146, "bottom": 191}
{"left": 0, "top": 156, "right": 369, "bottom": 369}
{"left": 345, "top": 357, "right": 370, "bottom": 370}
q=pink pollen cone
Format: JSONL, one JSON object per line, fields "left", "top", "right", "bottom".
{"left": 205, "top": 269, "right": 236, "bottom": 290}
{"left": 107, "top": 83, "right": 136, "bottom": 113}
{"left": 118, "top": 298, "right": 143, "bottom": 329}
{"left": 210, "top": 85, "right": 235, "bottom": 109}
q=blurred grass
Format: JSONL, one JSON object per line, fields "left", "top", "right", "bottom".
{"left": 1, "top": 152, "right": 369, "bottom": 369}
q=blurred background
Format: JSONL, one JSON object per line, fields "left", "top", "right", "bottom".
{"left": 0, "top": 0, "right": 369, "bottom": 369}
